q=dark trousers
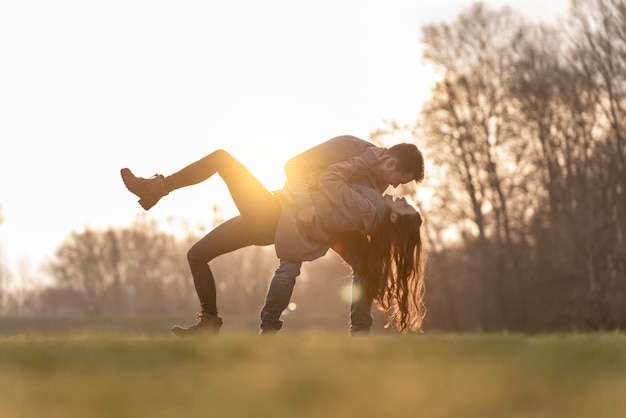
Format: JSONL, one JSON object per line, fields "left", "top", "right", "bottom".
{"left": 165, "top": 150, "right": 280, "bottom": 315}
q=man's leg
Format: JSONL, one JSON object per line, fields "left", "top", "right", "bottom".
{"left": 349, "top": 273, "right": 373, "bottom": 335}
{"left": 331, "top": 232, "right": 373, "bottom": 334}
{"left": 259, "top": 259, "right": 302, "bottom": 334}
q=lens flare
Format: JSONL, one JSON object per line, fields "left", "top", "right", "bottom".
{"left": 341, "top": 283, "right": 362, "bottom": 303}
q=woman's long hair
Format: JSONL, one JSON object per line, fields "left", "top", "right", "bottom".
{"left": 358, "top": 212, "right": 425, "bottom": 333}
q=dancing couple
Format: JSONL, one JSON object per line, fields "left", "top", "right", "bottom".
{"left": 120, "top": 135, "right": 425, "bottom": 334}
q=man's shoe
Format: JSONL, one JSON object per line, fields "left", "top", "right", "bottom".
{"left": 171, "top": 313, "right": 223, "bottom": 337}
{"left": 120, "top": 168, "right": 169, "bottom": 210}
{"left": 258, "top": 327, "right": 280, "bottom": 336}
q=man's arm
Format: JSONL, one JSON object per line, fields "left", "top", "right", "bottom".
{"left": 317, "top": 148, "right": 386, "bottom": 232}
{"left": 283, "top": 135, "right": 374, "bottom": 224}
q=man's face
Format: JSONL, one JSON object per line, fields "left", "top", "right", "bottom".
{"left": 386, "top": 170, "right": 415, "bottom": 188}
{"left": 377, "top": 160, "right": 414, "bottom": 188}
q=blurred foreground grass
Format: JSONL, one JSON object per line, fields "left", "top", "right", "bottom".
{"left": 1, "top": 331, "right": 626, "bottom": 418}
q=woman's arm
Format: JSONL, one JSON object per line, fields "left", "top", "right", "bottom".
{"left": 284, "top": 136, "right": 375, "bottom": 223}
{"left": 317, "top": 148, "right": 386, "bottom": 232}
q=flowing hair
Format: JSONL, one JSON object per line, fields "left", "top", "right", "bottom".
{"left": 358, "top": 212, "right": 425, "bottom": 333}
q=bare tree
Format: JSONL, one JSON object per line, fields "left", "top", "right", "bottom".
{"left": 420, "top": 2, "right": 532, "bottom": 329}
{"left": 414, "top": 0, "right": 626, "bottom": 331}
{"left": 42, "top": 215, "right": 195, "bottom": 316}
{"left": 566, "top": 0, "right": 626, "bottom": 327}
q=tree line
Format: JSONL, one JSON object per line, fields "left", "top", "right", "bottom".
{"left": 381, "top": 0, "right": 625, "bottom": 331}
{"left": 0, "top": 215, "right": 357, "bottom": 328}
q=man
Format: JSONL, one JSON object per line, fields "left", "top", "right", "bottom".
{"left": 259, "top": 135, "right": 424, "bottom": 335}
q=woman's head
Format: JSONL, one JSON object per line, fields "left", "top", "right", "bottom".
{"left": 358, "top": 210, "right": 425, "bottom": 333}
{"left": 383, "top": 194, "right": 417, "bottom": 223}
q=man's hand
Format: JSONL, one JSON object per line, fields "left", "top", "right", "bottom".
{"left": 297, "top": 206, "right": 316, "bottom": 225}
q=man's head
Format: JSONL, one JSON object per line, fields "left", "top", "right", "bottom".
{"left": 375, "top": 143, "right": 424, "bottom": 188}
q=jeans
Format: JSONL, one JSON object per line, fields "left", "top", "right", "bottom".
{"left": 259, "top": 259, "right": 301, "bottom": 331}
{"left": 349, "top": 275, "right": 374, "bottom": 334}
{"left": 259, "top": 231, "right": 373, "bottom": 334}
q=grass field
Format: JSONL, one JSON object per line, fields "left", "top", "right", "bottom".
{"left": 1, "top": 323, "right": 626, "bottom": 418}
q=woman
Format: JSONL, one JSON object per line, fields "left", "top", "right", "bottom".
{"left": 120, "top": 147, "right": 424, "bottom": 334}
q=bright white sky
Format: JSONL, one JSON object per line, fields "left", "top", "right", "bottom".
{"left": 0, "top": 0, "right": 569, "bottom": 283}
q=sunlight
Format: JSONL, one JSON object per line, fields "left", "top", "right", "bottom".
{"left": 341, "top": 283, "right": 361, "bottom": 304}
{"left": 238, "top": 147, "right": 290, "bottom": 192}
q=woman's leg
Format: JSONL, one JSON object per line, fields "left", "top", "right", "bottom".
{"left": 122, "top": 149, "right": 276, "bottom": 219}
{"left": 187, "top": 215, "right": 277, "bottom": 317}
{"left": 165, "top": 150, "right": 275, "bottom": 221}
{"left": 172, "top": 212, "right": 279, "bottom": 336}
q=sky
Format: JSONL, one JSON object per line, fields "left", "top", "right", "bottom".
{"left": 0, "top": 0, "right": 570, "bottom": 285}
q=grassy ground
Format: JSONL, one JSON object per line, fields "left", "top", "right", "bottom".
{"left": 1, "top": 328, "right": 626, "bottom": 418}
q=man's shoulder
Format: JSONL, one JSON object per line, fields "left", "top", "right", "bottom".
{"left": 326, "top": 135, "right": 373, "bottom": 147}
{"left": 287, "top": 134, "right": 377, "bottom": 168}
{"left": 317, "top": 135, "right": 375, "bottom": 156}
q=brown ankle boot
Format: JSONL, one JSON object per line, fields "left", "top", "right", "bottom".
{"left": 120, "top": 168, "right": 169, "bottom": 210}
{"left": 171, "top": 313, "right": 223, "bottom": 337}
